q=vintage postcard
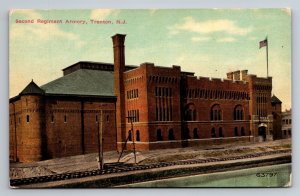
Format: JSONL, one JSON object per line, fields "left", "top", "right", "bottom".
{"left": 9, "top": 9, "right": 291, "bottom": 188}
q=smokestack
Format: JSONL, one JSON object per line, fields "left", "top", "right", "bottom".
{"left": 112, "top": 34, "right": 126, "bottom": 151}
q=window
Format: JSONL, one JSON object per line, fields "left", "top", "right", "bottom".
{"left": 136, "top": 130, "right": 140, "bottom": 141}
{"left": 211, "top": 128, "right": 216, "bottom": 138}
{"left": 26, "top": 115, "right": 30, "bottom": 123}
{"left": 241, "top": 127, "right": 245, "bottom": 136}
{"left": 64, "top": 115, "right": 67, "bottom": 123}
{"left": 168, "top": 129, "right": 175, "bottom": 140}
{"left": 211, "top": 104, "right": 222, "bottom": 121}
{"left": 234, "top": 127, "right": 239, "bottom": 136}
{"left": 106, "top": 115, "right": 109, "bottom": 122}
{"left": 219, "top": 127, "right": 223, "bottom": 137}
{"left": 193, "top": 128, "right": 199, "bottom": 139}
{"left": 185, "top": 103, "right": 196, "bottom": 121}
{"left": 234, "top": 105, "right": 244, "bottom": 120}
{"left": 51, "top": 115, "right": 54, "bottom": 123}
{"left": 157, "top": 129, "right": 163, "bottom": 141}
{"left": 128, "top": 130, "right": 132, "bottom": 141}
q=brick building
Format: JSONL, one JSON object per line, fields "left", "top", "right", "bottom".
{"left": 9, "top": 34, "right": 282, "bottom": 162}
{"left": 281, "top": 109, "right": 292, "bottom": 139}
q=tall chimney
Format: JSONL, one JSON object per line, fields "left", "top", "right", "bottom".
{"left": 112, "top": 34, "right": 126, "bottom": 151}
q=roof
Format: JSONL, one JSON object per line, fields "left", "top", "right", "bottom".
{"left": 41, "top": 69, "right": 115, "bottom": 97}
{"left": 271, "top": 95, "right": 282, "bottom": 104}
{"left": 20, "top": 80, "right": 45, "bottom": 95}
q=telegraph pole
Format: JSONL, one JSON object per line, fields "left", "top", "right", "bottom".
{"left": 126, "top": 116, "right": 137, "bottom": 164}
{"left": 97, "top": 110, "right": 104, "bottom": 170}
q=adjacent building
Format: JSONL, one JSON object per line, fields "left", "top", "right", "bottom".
{"left": 281, "top": 109, "right": 292, "bottom": 139}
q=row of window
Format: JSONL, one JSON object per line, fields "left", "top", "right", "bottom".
{"left": 155, "top": 87, "right": 173, "bottom": 121}
{"left": 127, "top": 89, "right": 139, "bottom": 99}
{"left": 282, "top": 119, "right": 292, "bottom": 125}
{"left": 253, "top": 84, "right": 272, "bottom": 91}
{"left": 256, "top": 96, "right": 268, "bottom": 103}
{"left": 127, "top": 127, "right": 247, "bottom": 142}
{"left": 127, "top": 130, "right": 140, "bottom": 141}
{"left": 283, "top": 129, "right": 292, "bottom": 136}
{"left": 149, "top": 76, "right": 178, "bottom": 84}
{"left": 186, "top": 88, "right": 249, "bottom": 100}
{"left": 185, "top": 104, "right": 244, "bottom": 121}
{"left": 155, "top": 87, "right": 172, "bottom": 97}
{"left": 127, "top": 110, "right": 139, "bottom": 122}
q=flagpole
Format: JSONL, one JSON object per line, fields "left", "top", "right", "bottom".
{"left": 266, "top": 36, "right": 269, "bottom": 77}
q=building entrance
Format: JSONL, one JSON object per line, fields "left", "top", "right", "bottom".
{"left": 258, "top": 125, "right": 267, "bottom": 141}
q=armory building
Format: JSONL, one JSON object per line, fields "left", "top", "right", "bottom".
{"left": 9, "top": 34, "right": 282, "bottom": 163}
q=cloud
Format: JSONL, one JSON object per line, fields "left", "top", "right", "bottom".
{"left": 191, "top": 36, "right": 211, "bottom": 42}
{"left": 216, "top": 37, "right": 236, "bottom": 42}
{"left": 90, "top": 9, "right": 114, "bottom": 19}
{"left": 171, "top": 17, "right": 252, "bottom": 35}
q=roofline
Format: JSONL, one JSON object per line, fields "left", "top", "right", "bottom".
{"left": 62, "top": 61, "right": 138, "bottom": 71}
{"left": 44, "top": 93, "right": 117, "bottom": 99}
{"left": 10, "top": 93, "right": 117, "bottom": 103}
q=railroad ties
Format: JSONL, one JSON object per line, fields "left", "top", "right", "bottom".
{"left": 10, "top": 149, "right": 291, "bottom": 186}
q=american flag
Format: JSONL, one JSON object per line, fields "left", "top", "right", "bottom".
{"left": 259, "top": 39, "right": 268, "bottom": 49}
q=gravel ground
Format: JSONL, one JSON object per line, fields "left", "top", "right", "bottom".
{"left": 9, "top": 139, "right": 291, "bottom": 179}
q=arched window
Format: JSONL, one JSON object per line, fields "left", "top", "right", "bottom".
{"left": 184, "top": 103, "right": 197, "bottom": 121}
{"left": 234, "top": 105, "right": 244, "bottom": 120}
{"left": 157, "top": 129, "right": 163, "bottom": 141}
{"left": 193, "top": 128, "right": 199, "bottom": 139}
{"left": 241, "top": 127, "right": 245, "bottom": 136}
{"left": 128, "top": 130, "right": 132, "bottom": 141}
{"left": 234, "top": 127, "right": 239, "bottom": 136}
{"left": 136, "top": 130, "right": 140, "bottom": 141}
{"left": 211, "top": 104, "right": 222, "bottom": 121}
{"left": 219, "top": 127, "right": 223, "bottom": 137}
{"left": 168, "top": 129, "right": 175, "bottom": 140}
{"left": 211, "top": 128, "right": 216, "bottom": 138}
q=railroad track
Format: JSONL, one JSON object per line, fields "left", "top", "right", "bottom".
{"left": 10, "top": 149, "right": 291, "bottom": 186}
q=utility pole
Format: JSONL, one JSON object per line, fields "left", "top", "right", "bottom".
{"left": 97, "top": 110, "right": 104, "bottom": 170}
{"left": 126, "top": 116, "right": 137, "bottom": 164}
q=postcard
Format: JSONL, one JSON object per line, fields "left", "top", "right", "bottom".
{"left": 9, "top": 9, "right": 291, "bottom": 188}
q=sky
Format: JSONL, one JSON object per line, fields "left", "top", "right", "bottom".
{"left": 9, "top": 9, "right": 291, "bottom": 110}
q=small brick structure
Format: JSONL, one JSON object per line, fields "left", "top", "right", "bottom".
{"left": 9, "top": 34, "right": 282, "bottom": 163}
